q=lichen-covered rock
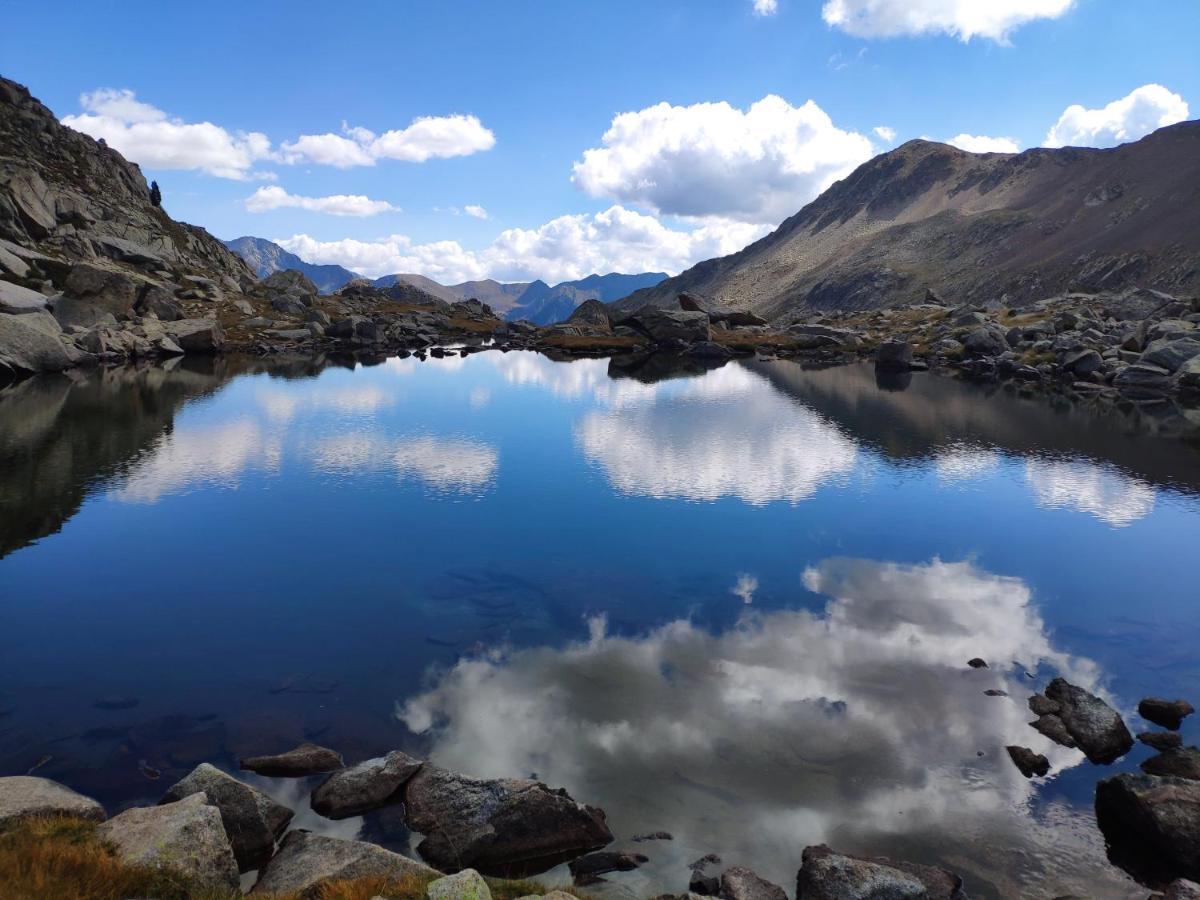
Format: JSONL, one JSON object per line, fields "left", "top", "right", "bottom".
{"left": 311, "top": 749, "right": 422, "bottom": 819}
{"left": 720, "top": 865, "right": 787, "bottom": 900}
{"left": 0, "top": 775, "right": 105, "bottom": 826}
{"left": 240, "top": 742, "right": 345, "bottom": 778}
{"left": 428, "top": 867, "right": 493, "bottom": 900}
{"left": 160, "top": 762, "right": 292, "bottom": 871}
{"left": 1096, "top": 774, "right": 1200, "bottom": 885}
{"left": 252, "top": 829, "right": 438, "bottom": 897}
{"left": 403, "top": 765, "right": 613, "bottom": 877}
{"left": 796, "top": 844, "right": 965, "bottom": 899}
{"left": 98, "top": 792, "right": 238, "bottom": 890}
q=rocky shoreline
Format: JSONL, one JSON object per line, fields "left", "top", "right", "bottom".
{"left": 1, "top": 677, "right": 1197, "bottom": 898}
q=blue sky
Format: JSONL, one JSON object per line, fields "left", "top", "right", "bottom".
{"left": 2, "top": 0, "right": 1197, "bottom": 283}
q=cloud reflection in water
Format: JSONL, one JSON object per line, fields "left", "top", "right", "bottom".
{"left": 397, "top": 557, "right": 1133, "bottom": 897}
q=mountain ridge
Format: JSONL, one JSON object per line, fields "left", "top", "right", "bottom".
{"left": 223, "top": 236, "right": 361, "bottom": 294}
{"left": 615, "top": 121, "right": 1200, "bottom": 320}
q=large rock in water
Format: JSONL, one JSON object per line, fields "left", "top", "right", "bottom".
{"left": 623, "top": 306, "right": 711, "bottom": 344}
{"left": 403, "top": 765, "right": 614, "bottom": 877}
{"left": 166, "top": 317, "right": 224, "bottom": 353}
{"left": 252, "top": 829, "right": 438, "bottom": 897}
{"left": 795, "top": 844, "right": 965, "bottom": 899}
{"left": 311, "top": 749, "right": 422, "bottom": 819}
{"left": 720, "top": 866, "right": 788, "bottom": 900}
{"left": 98, "top": 792, "right": 239, "bottom": 891}
{"left": 1143, "top": 747, "right": 1200, "bottom": 781}
{"left": 160, "top": 762, "right": 293, "bottom": 871}
{"left": 0, "top": 310, "right": 75, "bottom": 378}
{"left": 240, "top": 742, "right": 345, "bottom": 777}
{"left": 1096, "top": 773, "right": 1200, "bottom": 885}
{"left": 0, "top": 775, "right": 105, "bottom": 826}
{"left": 1028, "top": 677, "right": 1133, "bottom": 764}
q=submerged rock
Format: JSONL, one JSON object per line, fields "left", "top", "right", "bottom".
{"left": 1007, "top": 745, "right": 1050, "bottom": 778}
{"left": 967, "top": 658, "right": 988, "bottom": 669}
{"left": 240, "top": 742, "right": 344, "bottom": 778}
{"left": 160, "top": 762, "right": 293, "bottom": 871}
{"left": 1140, "top": 698, "right": 1196, "bottom": 731}
{"left": 720, "top": 865, "right": 787, "bottom": 900}
{"left": 403, "top": 765, "right": 613, "bottom": 877}
{"left": 98, "top": 792, "right": 238, "bottom": 890}
{"left": 1142, "top": 747, "right": 1200, "bottom": 781}
{"left": 1028, "top": 678, "right": 1133, "bottom": 763}
{"left": 795, "top": 844, "right": 965, "bottom": 899}
{"left": 0, "top": 775, "right": 105, "bottom": 826}
{"left": 1096, "top": 773, "right": 1200, "bottom": 885}
{"left": 569, "top": 850, "right": 648, "bottom": 881}
{"left": 311, "top": 750, "right": 422, "bottom": 819}
{"left": 252, "top": 829, "right": 438, "bottom": 896}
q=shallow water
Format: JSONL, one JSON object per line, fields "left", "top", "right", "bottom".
{"left": 2, "top": 351, "right": 1199, "bottom": 898}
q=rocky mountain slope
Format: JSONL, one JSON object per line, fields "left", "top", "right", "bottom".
{"left": 505, "top": 272, "right": 667, "bottom": 324}
{"left": 223, "top": 236, "right": 360, "bottom": 293}
{"left": 617, "top": 121, "right": 1200, "bottom": 321}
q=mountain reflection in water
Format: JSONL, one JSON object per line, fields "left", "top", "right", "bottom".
{"left": 1, "top": 351, "right": 1198, "bottom": 898}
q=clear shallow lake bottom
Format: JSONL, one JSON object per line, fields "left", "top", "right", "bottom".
{"left": 2, "top": 350, "right": 1199, "bottom": 898}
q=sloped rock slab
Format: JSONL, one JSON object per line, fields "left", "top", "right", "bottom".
{"left": 0, "top": 775, "right": 105, "bottom": 826}
{"left": 98, "top": 792, "right": 238, "bottom": 890}
{"left": 252, "top": 829, "right": 438, "bottom": 897}
{"left": 160, "top": 762, "right": 292, "bottom": 871}
{"left": 403, "top": 765, "right": 613, "bottom": 877}
{"left": 241, "top": 742, "right": 344, "bottom": 777}
{"left": 796, "top": 844, "right": 966, "bottom": 899}
{"left": 311, "top": 749, "right": 422, "bottom": 819}
{"left": 720, "top": 865, "right": 787, "bottom": 900}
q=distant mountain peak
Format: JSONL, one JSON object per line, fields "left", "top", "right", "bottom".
{"left": 223, "top": 236, "right": 361, "bottom": 294}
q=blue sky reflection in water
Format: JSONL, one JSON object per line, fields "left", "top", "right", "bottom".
{"left": 1, "top": 352, "right": 1199, "bottom": 897}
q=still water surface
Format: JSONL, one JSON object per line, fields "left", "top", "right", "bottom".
{"left": 2, "top": 351, "right": 1199, "bottom": 898}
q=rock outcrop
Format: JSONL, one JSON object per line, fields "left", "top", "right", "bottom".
{"left": 97, "top": 792, "right": 239, "bottom": 891}
{"left": 1096, "top": 773, "right": 1200, "bottom": 885}
{"left": 240, "top": 742, "right": 345, "bottom": 777}
{"left": 0, "top": 775, "right": 105, "bottom": 826}
{"left": 403, "top": 765, "right": 614, "bottom": 877}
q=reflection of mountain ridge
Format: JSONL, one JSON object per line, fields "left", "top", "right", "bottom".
{"left": 748, "top": 360, "right": 1200, "bottom": 495}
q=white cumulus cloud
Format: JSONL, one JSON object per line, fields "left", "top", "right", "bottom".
{"left": 464, "top": 204, "right": 489, "bottom": 220}
{"left": 572, "top": 95, "right": 874, "bottom": 225}
{"left": 821, "top": 0, "right": 1074, "bottom": 42}
{"left": 753, "top": 0, "right": 779, "bottom": 15}
{"left": 1043, "top": 84, "right": 1190, "bottom": 149}
{"left": 244, "top": 185, "right": 399, "bottom": 217}
{"left": 873, "top": 125, "right": 897, "bottom": 142}
{"left": 62, "top": 88, "right": 274, "bottom": 180}
{"left": 280, "top": 116, "right": 496, "bottom": 167}
{"left": 946, "top": 133, "right": 1020, "bottom": 153}
{"left": 276, "top": 205, "right": 766, "bottom": 283}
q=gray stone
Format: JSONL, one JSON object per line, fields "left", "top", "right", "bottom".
{"left": 428, "top": 868, "right": 493, "bottom": 900}
{"left": 0, "top": 310, "right": 74, "bottom": 377}
{"left": 252, "top": 829, "right": 438, "bottom": 897}
{"left": 160, "top": 762, "right": 293, "bottom": 871}
{"left": 0, "top": 775, "right": 105, "bottom": 826}
{"left": 566, "top": 299, "right": 612, "bottom": 332}
{"left": 720, "top": 865, "right": 787, "bottom": 900}
{"left": 1006, "top": 745, "right": 1050, "bottom": 778}
{"left": 795, "top": 844, "right": 964, "bottom": 899}
{"left": 624, "top": 306, "right": 711, "bottom": 344}
{"left": 1031, "top": 678, "right": 1132, "bottom": 764}
{"left": 1161, "top": 880, "right": 1200, "bottom": 900}
{"left": 875, "top": 340, "right": 913, "bottom": 371}
{"left": 1141, "top": 698, "right": 1196, "bottom": 730}
{"left": 63, "top": 263, "right": 142, "bottom": 317}
{"left": 98, "top": 792, "right": 239, "bottom": 891}
{"left": 1142, "top": 338, "right": 1200, "bottom": 373}
{"left": 1141, "top": 732, "right": 1185, "bottom": 751}
{"left": 1115, "top": 363, "right": 1172, "bottom": 395}
{"left": 241, "top": 742, "right": 345, "bottom": 778}
{"left": 1062, "top": 348, "right": 1104, "bottom": 376}
{"left": 0, "top": 243, "right": 30, "bottom": 278}
{"left": 51, "top": 294, "right": 120, "bottom": 329}
{"left": 0, "top": 279, "right": 47, "bottom": 313}
{"left": 1095, "top": 774, "right": 1200, "bottom": 885}
{"left": 403, "top": 765, "right": 613, "bottom": 877}
{"left": 569, "top": 849, "right": 648, "bottom": 880}
{"left": 137, "top": 284, "right": 184, "bottom": 321}
{"left": 963, "top": 325, "right": 1009, "bottom": 357}
{"left": 166, "top": 318, "right": 224, "bottom": 353}
{"left": 311, "top": 750, "right": 422, "bottom": 819}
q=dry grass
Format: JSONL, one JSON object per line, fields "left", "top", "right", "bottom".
{"left": 0, "top": 816, "right": 585, "bottom": 900}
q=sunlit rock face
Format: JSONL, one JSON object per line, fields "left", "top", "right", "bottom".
{"left": 575, "top": 365, "right": 859, "bottom": 504}
{"left": 397, "top": 557, "right": 1138, "bottom": 898}
{"left": 1025, "top": 459, "right": 1155, "bottom": 528}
